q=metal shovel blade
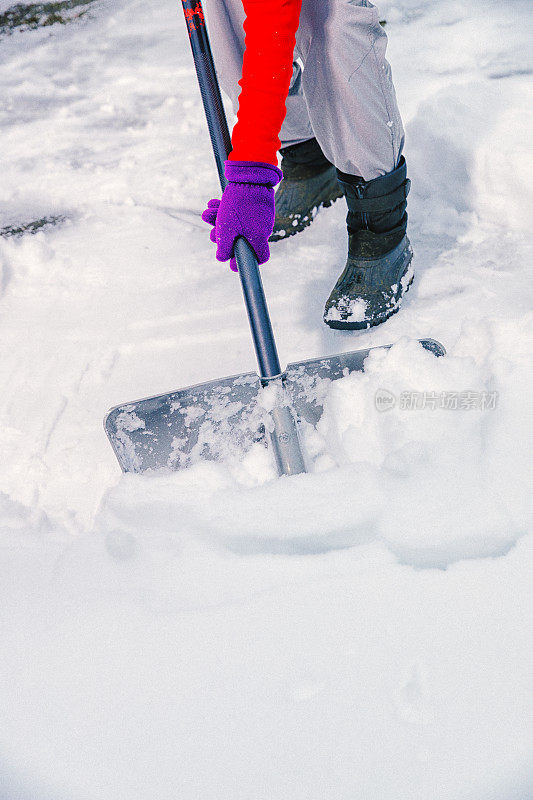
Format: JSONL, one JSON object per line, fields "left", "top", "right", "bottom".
{"left": 104, "top": 338, "right": 445, "bottom": 473}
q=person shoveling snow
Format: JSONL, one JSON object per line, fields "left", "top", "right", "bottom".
{"left": 104, "top": 0, "right": 444, "bottom": 477}
{"left": 202, "top": 0, "right": 412, "bottom": 330}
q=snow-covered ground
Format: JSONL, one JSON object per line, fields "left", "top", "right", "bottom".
{"left": 0, "top": 0, "right": 532, "bottom": 797}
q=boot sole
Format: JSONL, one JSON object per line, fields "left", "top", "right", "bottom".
{"left": 270, "top": 183, "right": 344, "bottom": 243}
{"left": 324, "top": 273, "right": 414, "bottom": 331}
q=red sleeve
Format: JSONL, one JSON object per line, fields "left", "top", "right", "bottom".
{"left": 228, "top": 0, "right": 302, "bottom": 165}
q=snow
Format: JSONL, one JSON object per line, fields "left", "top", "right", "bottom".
{"left": 324, "top": 296, "right": 368, "bottom": 323}
{"left": 0, "top": 0, "right": 532, "bottom": 798}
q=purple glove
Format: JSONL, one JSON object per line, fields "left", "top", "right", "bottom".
{"left": 202, "top": 160, "right": 283, "bottom": 272}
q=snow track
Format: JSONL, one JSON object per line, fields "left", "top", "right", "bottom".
{"left": 0, "top": 1, "right": 532, "bottom": 798}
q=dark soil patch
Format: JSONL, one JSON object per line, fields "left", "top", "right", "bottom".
{"left": 0, "top": 215, "right": 67, "bottom": 238}
{"left": 0, "top": 0, "right": 96, "bottom": 36}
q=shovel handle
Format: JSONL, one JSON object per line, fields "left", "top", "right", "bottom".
{"left": 180, "top": 0, "right": 283, "bottom": 380}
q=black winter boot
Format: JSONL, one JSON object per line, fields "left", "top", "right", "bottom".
{"left": 324, "top": 156, "right": 413, "bottom": 330}
{"left": 270, "top": 137, "right": 343, "bottom": 242}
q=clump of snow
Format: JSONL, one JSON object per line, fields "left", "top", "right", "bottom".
{"left": 325, "top": 296, "right": 368, "bottom": 322}
{"left": 96, "top": 339, "right": 529, "bottom": 569}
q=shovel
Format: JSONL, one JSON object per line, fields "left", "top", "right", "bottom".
{"left": 104, "top": 0, "right": 445, "bottom": 476}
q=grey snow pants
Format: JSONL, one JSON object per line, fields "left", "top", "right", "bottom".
{"left": 203, "top": 0, "right": 405, "bottom": 179}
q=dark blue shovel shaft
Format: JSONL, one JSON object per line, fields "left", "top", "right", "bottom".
{"left": 180, "top": 0, "right": 282, "bottom": 379}
{"left": 233, "top": 239, "right": 283, "bottom": 379}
